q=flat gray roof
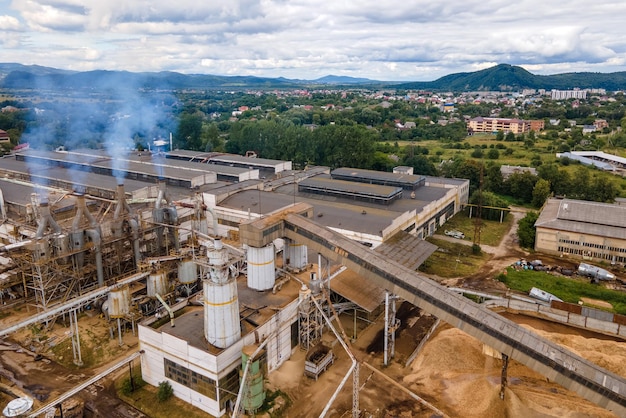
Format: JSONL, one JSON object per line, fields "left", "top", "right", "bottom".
{"left": 208, "top": 154, "right": 288, "bottom": 168}
{"left": 17, "top": 149, "right": 213, "bottom": 184}
{"left": 332, "top": 167, "right": 425, "bottom": 187}
{"left": 299, "top": 177, "right": 403, "bottom": 199}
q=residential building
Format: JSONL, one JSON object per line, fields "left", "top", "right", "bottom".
{"left": 467, "top": 117, "right": 543, "bottom": 134}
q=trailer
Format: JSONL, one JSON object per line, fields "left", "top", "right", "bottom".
{"left": 304, "top": 343, "right": 334, "bottom": 380}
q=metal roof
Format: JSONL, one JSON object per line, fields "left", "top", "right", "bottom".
{"left": 556, "top": 152, "right": 616, "bottom": 171}
{"left": 535, "top": 198, "right": 626, "bottom": 240}
{"left": 374, "top": 231, "right": 438, "bottom": 271}
{"left": 207, "top": 154, "right": 289, "bottom": 168}
{"left": 332, "top": 167, "right": 425, "bottom": 187}
{"left": 299, "top": 177, "right": 403, "bottom": 199}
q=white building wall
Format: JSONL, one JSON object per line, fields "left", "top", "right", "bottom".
{"left": 138, "top": 297, "right": 301, "bottom": 417}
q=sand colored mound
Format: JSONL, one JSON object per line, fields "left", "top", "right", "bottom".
{"left": 404, "top": 323, "right": 622, "bottom": 418}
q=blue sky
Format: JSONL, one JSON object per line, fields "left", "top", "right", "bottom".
{"left": 1, "top": 0, "right": 626, "bottom": 81}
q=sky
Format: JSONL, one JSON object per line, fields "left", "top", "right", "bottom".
{"left": 1, "top": 0, "right": 626, "bottom": 81}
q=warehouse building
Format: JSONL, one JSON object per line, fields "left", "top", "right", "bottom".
{"left": 535, "top": 198, "right": 626, "bottom": 265}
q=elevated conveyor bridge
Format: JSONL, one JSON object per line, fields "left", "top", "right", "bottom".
{"left": 238, "top": 203, "right": 626, "bottom": 415}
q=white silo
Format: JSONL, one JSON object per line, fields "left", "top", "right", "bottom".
{"left": 108, "top": 286, "right": 131, "bottom": 319}
{"left": 246, "top": 243, "right": 276, "bottom": 291}
{"left": 178, "top": 259, "right": 198, "bottom": 284}
{"left": 147, "top": 270, "right": 169, "bottom": 297}
{"left": 285, "top": 239, "right": 308, "bottom": 270}
{"left": 204, "top": 239, "right": 241, "bottom": 348}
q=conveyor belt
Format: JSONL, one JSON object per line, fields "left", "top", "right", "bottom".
{"left": 278, "top": 213, "right": 626, "bottom": 415}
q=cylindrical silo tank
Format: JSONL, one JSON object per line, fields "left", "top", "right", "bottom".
{"left": 203, "top": 275, "right": 240, "bottom": 348}
{"left": 207, "top": 239, "right": 230, "bottom": 283}
{"left": 108, "top": 286, "right": 131, "bottom": 318}
{"left": 246, "top": 244, "right": 276, "bottom": 291}
{"left": 147, "top": 270, "right": 169, "bottom": 297}
{"left": 285, "top": 240, "right": 308, "bottom": 270}
{"left": 241, "top": 345, "right": 266, "bottom": 414}
{"left": 178, "top": 259, "right": 198, "bottom": 284}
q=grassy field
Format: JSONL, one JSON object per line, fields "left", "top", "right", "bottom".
{"left": 116, "top": 371, "right": 210, "bottom": 418}
{"left": 439, "top": 211, "right": 513, "bottom": 247}
{"left": 420, "top": 237, "right": 491, "bottom": 278}
{"left": 497, "top": 268, "right": 626, "bottom": 315}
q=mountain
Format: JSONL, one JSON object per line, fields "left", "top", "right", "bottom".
{"left": 313, "top": 75, "right": 376, "bottom": 84}
{"left": 2, "top": 62, "right": 626, "bottom": 91}
{"left": 394, "top": 64, "right": 626, "bottom": 91}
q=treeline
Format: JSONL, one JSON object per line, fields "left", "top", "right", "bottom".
{"left": 441, "top": 158, "right": 619, "bottom": 214}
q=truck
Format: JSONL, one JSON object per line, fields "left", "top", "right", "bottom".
{"left": 577, "top": 263, "right": 615, "bottom": 282}
{"left": 304, "top": 343, "right": 334, "bottom": 380}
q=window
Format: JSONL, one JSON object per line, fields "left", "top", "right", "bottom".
{"left": 164, "top": 358, "right": 218, "bottom": 400}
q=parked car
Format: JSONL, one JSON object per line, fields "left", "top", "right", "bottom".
{"left": 444, "top": 230, "right": 465, "bottom": 239}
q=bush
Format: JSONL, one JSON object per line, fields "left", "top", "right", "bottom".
{"left": 471, "top": 244, "right": 481, "bottom": 255}
{"left": 157, "top": 381, "right": 174, "bottom": 402}
{"left": 120, "top": 373, "right": 145, "bottom": 396}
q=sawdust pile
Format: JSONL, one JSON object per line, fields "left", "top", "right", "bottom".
{"left": 403, "top": 320, "right": 624, "bottom": 418}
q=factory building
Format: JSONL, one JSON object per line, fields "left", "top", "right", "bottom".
{"left": 0, "top": 148, "right": 469, "bottom": 416}
{"left": 535, "top": 198, "right": 626, "bottom": 265}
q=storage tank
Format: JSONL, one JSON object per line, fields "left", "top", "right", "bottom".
{"left": 241, "top": 345, "right": 266, "bottom": 414}
{"left": 108, "top": 286, "right": 131, "bottom": 318}
{"left": 285, "top": 239, "right": 308, "bottom": 270}
{"left": 204, "top": 239, "right": 241, "bottom": 348}
{"left": 246, "top": 244, "right": 276, "bottom": 291}
{"left": 578, "top": 262, "right": 615, "bottom": 281}
{"left": 177, "top": 259, "right": 198, "bottom": 284}
{"left": 147, "top": 270, "right": 169, "bottom": 297}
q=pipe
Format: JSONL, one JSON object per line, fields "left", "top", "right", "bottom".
{"left": 35, "top": 202, "right": 62, "bottom": 238}
{"left": 128, "top": 218, "right": 142, "bottom": 267}
{"left": 85, "top": 229, "right": 104, "bottom": 287}
{"left": 155, "top": 293, "right": 175, "bottom": 327}
{"left": 113, "top": 184, "right": 132, "bottom": 220}
{"left": 0, "top": 187, "right": 6, "bottom": 220}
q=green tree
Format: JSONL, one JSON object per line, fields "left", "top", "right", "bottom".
{"left": 157, "top": 381, "right": 174, "bottom": 402}
{"left": 486, "top": 148, "right": 499, "bottom": 159}
{"left": 517, "top": 212, "right": 539, "bottom": 249}
{"left": 531, "top": 178, "right": 551, "bottom": 208}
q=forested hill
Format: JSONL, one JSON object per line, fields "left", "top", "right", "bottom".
{"left": 394, "top": 64, "right": 626, "bottom": 91}
{"left": 1, "top": 62, "right": 626, "bottom": 91}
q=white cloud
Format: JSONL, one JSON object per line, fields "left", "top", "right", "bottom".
{"left": 2, "top": 0, "right": 626, "bottom": 80}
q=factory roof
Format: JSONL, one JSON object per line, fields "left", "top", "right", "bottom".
{"left": 331, "top": 167, "right": 425, "bottom": 189}
{"left": 535, "top": 198, "right": 626, "bottom": 240}
{"left": 555, "top": 152, "right": 616, "bottom": 171}
{"left": 157, "top": 272, "right": 302, "bottom": 354}
{"left": 16, "top": 149, "right": 216, "bottom": 186}
{"left": 206, "top": 154, "right": 289, "bottom": 168}
{"left": 374, "top": 231, "right": 438, "bottom": 271}
{"left": 299, "top": 177, "right": 403, "bottom": 199}
{"left": 220, "top": 189, "right": 399, "bottom": 237}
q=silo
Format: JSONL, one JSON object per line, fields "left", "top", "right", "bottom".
{"left": 246, "top": 244, "right": 276, "bottom": 291}
{"left": 147, "top": 270, "right": 169, "bottom": 297}
{"left": 285, "top": 239, "right": 308, "bottom": 270}
{"left": 108, "top": 286, "right": 131, "bottom": 318}
{"left": 241, "top": 345, "right": 266, "bottom": 414}
{"left": 204, "top": 239, "right": 241, "bottom": 348}
{"left": 177, "top": 259, "right": 198, "bottom": 284}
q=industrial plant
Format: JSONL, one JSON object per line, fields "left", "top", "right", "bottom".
{"left": 0, "top": 148, "right": 625, "bottom": 417}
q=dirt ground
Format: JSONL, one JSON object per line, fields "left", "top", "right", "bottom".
{"left": 267, "top": 207, "right": 625, "bottom": 418}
